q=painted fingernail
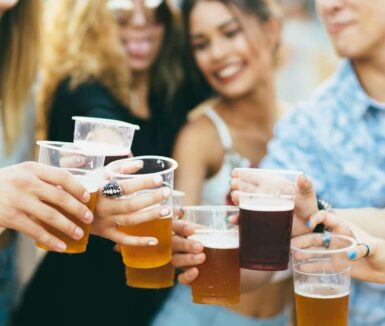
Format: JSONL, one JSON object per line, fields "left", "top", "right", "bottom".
{"left": 56, "top": 242, "right": 67, "bottom": 252}
{"left": 82, "top": 191, "right": 90, "bottom": 203}
{"left": 153, "top": 175, "right": 163, "bottom": 185}
{"left": 162, "top": 187, "right": 171, "bottom": 198}
{"left": 347, "top": 249, "right": 357, "bottom": 260}
{"left": 74, "top": 227, "right": 84, "bottom": 239}
{"left": 75, "top": 157, "right": 84, "bottom": 165}
{"left": 148, "top": 239, "right": 158, "bottom": 246}
{"left": 161, "top": 207, "right": 171, "bottom": 216}
{"left": 306, "top": 220, "right": 311, "bottom": 229}
{"left": 84, "top": 211, "right": 93, "bottom": 223}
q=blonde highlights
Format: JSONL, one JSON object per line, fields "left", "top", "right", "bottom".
{"left": 0, "top": 0, "right": 42, "bottom": 154}
{"left": 37, "top": 0, "right": 131, "bottom": 140}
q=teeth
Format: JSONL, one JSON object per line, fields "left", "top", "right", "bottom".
{"left": 217, "top": 65, "right": 242, "bottom": 78}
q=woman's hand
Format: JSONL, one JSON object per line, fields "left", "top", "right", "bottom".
{"left": 171, "top": 220, "right": 204, "bottom": 284}
{"left": 306, "top": 211, "right": 385, "bottom": 283}
{"left": 0, "top": 162, "right": 94, "bottom": 252}
{"left": 92, "top": 161, "right": 172, "bottom": 246}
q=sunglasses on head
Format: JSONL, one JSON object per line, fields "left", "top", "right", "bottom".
{"left": 108, "top": 0, "right": 164, "bottom": 23}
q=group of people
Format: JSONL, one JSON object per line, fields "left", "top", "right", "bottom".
{"left": 1, "top": 0, "right": 385, "bottom": 325}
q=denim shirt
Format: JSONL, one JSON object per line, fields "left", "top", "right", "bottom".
{"left": 261, "top": 60, "right": 385, "bottom": 325}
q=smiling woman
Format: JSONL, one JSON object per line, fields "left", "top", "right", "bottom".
{"left": 151, "top": 1, "right": 294, "bottom": 326}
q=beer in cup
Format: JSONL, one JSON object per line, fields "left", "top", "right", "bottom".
{"left": 124, "top": 191, "right": 184, "bottom": 289}
{"left": 36, "top": 141, "right": 104, "bottom": 253}
{"left": 237, "top": 168, "right": 300, "bottom": 271}
{"left": 292, "top": 233, "right": 356, "bottom": 326}
{"left": 183, "top": 206, "right": 240, "bottom": 305}
{"left": 106, "top": 156, "right": 177, "bottom": 268}
{"left": 72, "top": 116, "right": 139, "bottom": 165}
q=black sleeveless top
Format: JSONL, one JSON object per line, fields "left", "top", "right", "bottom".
{"left": 12, "top": 79, "right": 204, "bottom": 326}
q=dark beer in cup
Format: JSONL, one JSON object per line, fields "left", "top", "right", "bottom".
{"left": 239, "top": 197, "right": 294, "bottom": 271}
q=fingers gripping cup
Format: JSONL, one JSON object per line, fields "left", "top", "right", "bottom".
{"left": 37, "top": 141, "right": 105, "bottom": 253}
{"left": 106, "top": 156, "right": 178, "bottom": 269}
{"left": 72, "top": 116, "right": 139, "bottom": 165}
{"left": 291, "top": 233, "right": 356, "bottom": 326}
{"left": 237, "top": 168, "right": 300, "bottom": 271}
{"left": 183, "top": 206, "right": 240, "bottom": 305}
{"left": 124, "top": 190, "right": 185, "bottom": 289}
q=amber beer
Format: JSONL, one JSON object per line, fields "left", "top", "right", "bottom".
{"left": 119, "top": 216, "right": 172, "bottom": 268}
{"left": 36, "top": 177, "right": 98, "bottom": 253}
{"left": 125, "top": 262, "right": 174, "bottom": 289}
{"left": 295, "top": 284, "right": 349, "bottom": 326}
{"left": 190, "top": 231, "right": 240, "bottom": 305}
{"left": 239, "top": 198, "right": 294, "bottom": 271}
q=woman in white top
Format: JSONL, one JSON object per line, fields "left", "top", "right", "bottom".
{"left": 153, "top": 0, "right": 292, "bottom": 325}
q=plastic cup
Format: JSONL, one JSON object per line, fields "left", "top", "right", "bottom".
{"left": 72, "top": 116, "right": 139, "bottom": 165}
{"left": 36, "top": 141, "right": 105, "bottom": 253}
{"left": 106, "top": 156, "right": 178, "bottom": 268}
{"left": 291, "top": 233, "right": 356, "bottom": 326}
{"left": 237, "top": 168, "right": 301, "bottom": 271}
{"left": 124, "top": 190, "right": 185, "bottom": 289}
{"left": 183, "top": 206, "right": 240, "bottom": 305}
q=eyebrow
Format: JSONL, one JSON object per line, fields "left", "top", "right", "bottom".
{"left": 190, "top": 18, "right": 238, "bottom": 40}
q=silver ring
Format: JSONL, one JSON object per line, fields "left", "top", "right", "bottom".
{"left": 102, "top": 180, "right": 123, "bottom": 198}
{"left": 358, "top": 242, "right": 371, "bottom": 257}
{"left": 322, "top": 231, "right": 331, "bottom": 249}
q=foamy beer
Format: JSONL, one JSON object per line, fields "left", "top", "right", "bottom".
{"left": 125, "top": 191, "right": 185, "bottom": 289}
{"left": 106, "top": 156, "right": 178, "bottom": 269}
{"left": 184, "top": 206, "right": 240, "bottom": 305}
{"left": 292, "top": 233, "right": 356, "bottom": 326}
{"left": 72, "top": 116, "right": 139, "bottom": 165}
{"left": 36, "top": 141, "right": 105, "bottom": 253}
{"left": 237, "top": 168, "right": 300, "bottom": 271}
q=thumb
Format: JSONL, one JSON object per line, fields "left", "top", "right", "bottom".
{"left": 295, "top": 174, "right": 318, "bottom": 218}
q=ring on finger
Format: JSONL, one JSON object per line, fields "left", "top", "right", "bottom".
{"left": 322, "top": 231, "right": 331, "bottom": 249}
{"left": 358, "top": 242, "right": 371, "bottom": 257}
{"left": 102, "top": 180, "right": 123, "bottom": 198}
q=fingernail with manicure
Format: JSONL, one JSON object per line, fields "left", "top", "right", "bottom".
{"left": 56, "top": 242, "right": 67, "bottom": 252}
{"left": 75, "top": 227, "right": 84, "bottom": 239}
{"left": 82, "top": 192, "right": 90, "bottom": 203}
{"left": 347, "top": 249, "right": 357, "bottom": 260}
{"left": 84, "top": 211, "right": 93, "bottom": 223}
{"left": 194, "top": 254, "right": 204, "bottom": 263}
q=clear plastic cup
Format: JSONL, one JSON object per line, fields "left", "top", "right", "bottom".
{"left": 106, "top": 156, "right": 178, "bottom": 269}
{"left": 72, "top": 116, "right": 139, "bottom": 165}
{"left": 183, "top": 206, "right": 240, "bottom": 305}
{"left": 237, "top": 168, "right": 301, "bottom": 271}
{"left": 36, "top": 141, "right": 105, "bottom": 253}
{"left": 124, "top": 190, "right": 185, "bottom": 289}
{"left": 291, "top": 233, "right": 356, "bottom": 326}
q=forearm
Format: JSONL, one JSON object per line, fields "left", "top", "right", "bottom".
{"left": 335, "top": 208, "right": 385, "bottom": 240}
{"left": 240, "top": 269, "right": 274, "bottom": 293}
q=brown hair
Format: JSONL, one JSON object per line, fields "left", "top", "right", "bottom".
{"left": 0, "top": 0, "right": 42, "bottom": 154}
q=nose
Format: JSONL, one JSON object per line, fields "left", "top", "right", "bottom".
{"left": 130, "top": 3, "right": 147, "bottom": 26}
{"left": 209, "top": 37, "right": 230, "bottom": 62}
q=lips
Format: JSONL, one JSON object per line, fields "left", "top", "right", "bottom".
{"left": 126, "top": 39, "right": 152, "bottom": 58}
{"left": 326, "top": 21, "right": 353, "bottom": 34}
{"left": 214, "top": 63, "right": 244, "bottom": 83}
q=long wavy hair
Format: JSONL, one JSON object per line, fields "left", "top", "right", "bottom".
{"left": 0, "top": 0, "right": 42, "bottom": 154}
{"left": 181, "top": 0, "right": 281, "bottom": 96}
{"left": 38, "top": 0, "right": 183, "bottom": 139}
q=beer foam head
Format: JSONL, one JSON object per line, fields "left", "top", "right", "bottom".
{"left": 295, "top": 283, "right": 349, "bottom": 299}
{"left": 239, "top": 196, "right": 294, "bottom": 212}
{"left": 189, "top": 231, "right": 239, "bottom": 249}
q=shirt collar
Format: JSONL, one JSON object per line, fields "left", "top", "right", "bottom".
{"left": 337, "top": 60, "right": 385, "bottom": 119}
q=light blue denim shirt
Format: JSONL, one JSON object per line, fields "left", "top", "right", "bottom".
{"left": 261, "top": 59, "right": 385, "bottom": 325}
